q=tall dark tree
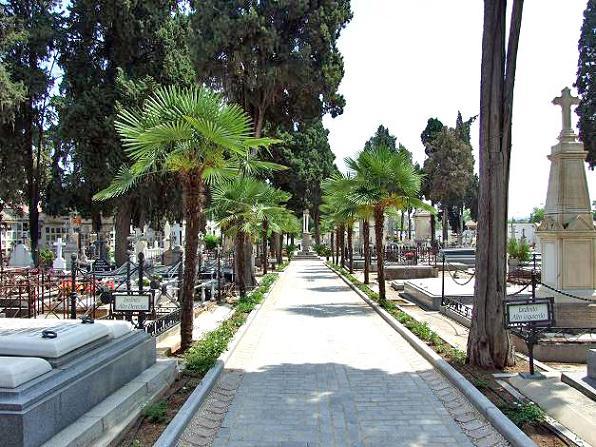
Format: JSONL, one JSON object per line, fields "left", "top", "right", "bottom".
{"left": 576, "top": 0, "right": 596, "bottom": 169}
{"left": 421, "top": 117, "right": 444, "bottom": 149}
{"left": 58, "top": 1, "right": 194, "bottom": 264}
{"left": 0, "top": 14, "right": 26, "bottom": 125}
{"left": 422, "top": 127, "right": 474, "bottom": 243}
{"left": 467, "top": 0, "right": 524, "bottom": 369}
{"left": 191, "top": 1, "right": 352, "bottom": 137}
{"left": 191, "top": 0, "right": 351, "bottom": 288}
{"left": 0, "top": 1, "right": 60, "bottom": 262}
{"left": 420, "top": 117, "right": 444, "bottom": 243}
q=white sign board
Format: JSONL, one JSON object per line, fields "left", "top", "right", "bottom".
{"left": 505, "top": 298, "right": 554, "bottom": 328}
{"left": 508, "top": 303, "right": 549, "bottom": 323}
{"left": 113, "top": 293, "right": 152, "bottom": 312}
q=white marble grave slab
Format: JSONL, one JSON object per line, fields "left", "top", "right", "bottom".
{"left": 94, "top": 320, "right": 133, "bottom": 338}
{"left": 0, "top": 319, "right": 109, "bottom": 358}
{"left": 0, "top": 356, "right": 52, "bottom": 388}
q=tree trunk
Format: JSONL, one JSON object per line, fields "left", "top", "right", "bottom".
{"left": 262, "top": 219, "right": 268, "bottom": 275}
{"left": 235, "top": 232, "right": 257, "bottom": 295}
{"left": 363, "top": 219, "right": 370, "bottom": 284}
{"left": 180, "top": 172, "right": 204, "bottom": 352}
{"left": 234, "top": 232, "right": 245, "bottom": 296}
{"left": 400, "top": 211, "right": 404, "bottom": 241}
{"left": 347, "top": 224, "right": 354, "bottom": 274}
{"left": 335, "top": 229, "right": 340, "bottom": 265}
{"left": 330, "top": 231, "right": 335, "bottom": 264}
{"left": 430, "top": 211, "right": 436, "bottom": 246}
{"left": 339, "top": 225, "right": 345, "bottom": 268}
{"left": 468, "top": 0, "right": 523, "bottom": 369}
{"left": 442, "top": 205, "right": 449, "bottom": 246}
{"left": 273, "top": 232, "right": 283, "bottom": 264}
{"left": 114, "top": 201, "right": 132, "bottom": 266}
{"left": 313, "top": 207, "right": 321, "bottom": 245}
{"left": 407, "top": 209, "right": 412, "bottom": 240}
{"left": 374, "top": 206, "right": 386, "bottom": 303}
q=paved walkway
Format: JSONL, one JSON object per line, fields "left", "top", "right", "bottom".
{"left": 179, "top": 260, "right": 508, "bottom": 447}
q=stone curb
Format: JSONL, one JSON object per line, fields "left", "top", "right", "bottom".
{"left": 328, "top": 264, "right": 537, "bottom": 447}
{"left": 154, "top": 271, "right": 285, "bottom": 447}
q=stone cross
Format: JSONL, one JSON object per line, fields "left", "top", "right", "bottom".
{"left": 53, "top": 237, "right": 66, "bottom": 270}
{"left": 54, "top": 238, "right": 65, "bottom": 260}
{"left": 552, "top": 87, "right": 579, "bottom": 134}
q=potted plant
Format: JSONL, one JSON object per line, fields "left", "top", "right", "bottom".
{"left": 507, "top": 238, "right": 530, "bottom": 269}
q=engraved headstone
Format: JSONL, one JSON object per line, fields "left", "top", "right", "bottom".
{"left": 8, "top": 243, "right": 33, "bottom": 268}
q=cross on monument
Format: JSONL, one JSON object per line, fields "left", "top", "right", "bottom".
{"left": 552, "top": 87, "right": 579, "bottom": 135}
{"left": 53, "top": 237, "right": 67, "bottom": 270}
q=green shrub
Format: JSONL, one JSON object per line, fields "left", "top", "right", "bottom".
{"left": 500, "top": 402, "right": 545, "bottom": 427}
{"left": 203, "top": 234, "right": 220, "bottom": 250}
{"left": 285, "top": 243, "right": 297, "bottom": 259}
{"left": 449, "top": 348, "right": 467, "bottom": 365}
{"left": 39, "top": 248, "right": 54, "bottom": 267}
{"left": 507, "top": 238, "right": 531, "bottom": 262}
{"left": 142, "top": 400, "right": 168, "bottom": 423}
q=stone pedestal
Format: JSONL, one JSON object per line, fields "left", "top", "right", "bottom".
{"left": 301, "top": 232, "right": 312, "bottom": 253}
{"left": 536, "top": 88, "right": 596, "bottom": 324}
{"left": 588, "top": 349, "right": 596, "bottom": 380}
{"left": 413, "top": 210, "right": 432, "bottom": 241}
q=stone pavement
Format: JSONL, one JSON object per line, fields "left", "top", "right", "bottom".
{"left": 179, "top": 260, "right": 508, "bottom": 447}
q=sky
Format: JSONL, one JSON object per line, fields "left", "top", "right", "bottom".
{"left": 322, "top": 0, "right": 596, "bottom": 219}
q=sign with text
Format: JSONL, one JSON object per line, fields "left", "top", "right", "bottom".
{"left": 113, "top": 293, "right": 152, "bottom": 312}
{"left": 505, "top": 297, "right": 554, "bottom": 328}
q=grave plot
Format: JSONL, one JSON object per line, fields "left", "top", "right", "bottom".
{"left": 0, "top": 317, "right": 176, "bottom": 447}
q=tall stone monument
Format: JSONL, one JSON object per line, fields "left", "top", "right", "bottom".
{"left": 413, "top": 210, "right": 432, "bottom": 241}
{"left": 301, "top": 209, "right": 312, "bottom": 253}
{"left": 536, "top": 87, "right": 596, "bottom": 323}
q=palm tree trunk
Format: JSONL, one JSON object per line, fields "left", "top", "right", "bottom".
{"left": 274, "top": 232, "right": 283, "bottom": 264}
{"left": 335, "top": 228, "right": 340, "bottom": 265}
{"left": 374, "top": 206, "right": 386, "bottom": 303}
{"left": 347, "top": 224, "right": 354, "bottom": 274}
{"left": 330, "top": 231, "right": 335, "bottom": 265}
{"left": 180, "top": 172, "right": 204, "bottom": 351}
{"left": 234, "top": 231, "right": 248, "bottom": 297}
{"left": 363, "top": 219, "right": 370, "bottom": 284}
{"left": 339, "top": 225, "right": 345, "bottom": 268}
{"left": 262, "top": 219, "right": 268, "bottom": 275}
{"left": 400, "top": 211, "right": 404, "bottom": 241}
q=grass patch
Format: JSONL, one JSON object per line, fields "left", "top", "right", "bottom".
{"left": 275, "top": 260, "right": 290, "bottom": 271}
{"left": 184, "top": 273, "right": 279, "bottom": 375}
{"left": 500, "top": 402, "right": 545, "bottom": 427}
{"left": 142, "top": 400, "right": 168, "bottom": 423}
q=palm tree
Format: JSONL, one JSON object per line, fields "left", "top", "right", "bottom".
{"left": 322, "top": 173, "right": 361, "bottom": 274}
{"left": 323, "top": 173, "right": 375, "bottom": 281}
{"left": 347, "top": 145, "right": 430, "bottom": 303}
{"left": 209, "top": 177, "right": 292, "bottom": 295}
{"left": 94, "top": 86, "right": 277, "bottom": 351}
